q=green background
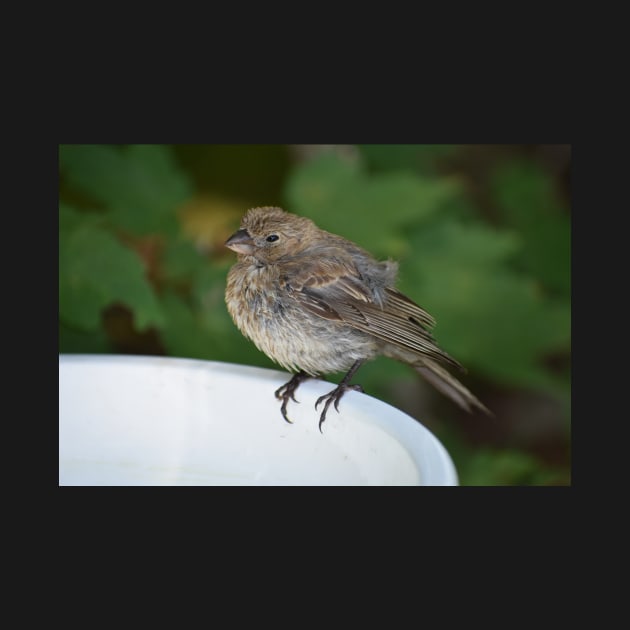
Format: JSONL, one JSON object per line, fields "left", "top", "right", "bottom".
{"left": 59, "top": 144, "right": 571, "bottom": 485}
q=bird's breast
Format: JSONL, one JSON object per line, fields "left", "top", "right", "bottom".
{"left": 225, "top": 262, "right": 377, "bottom": 375}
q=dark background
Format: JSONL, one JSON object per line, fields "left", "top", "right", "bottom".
{"left": 59, "top": 144, "right": 571, "bottom": 485}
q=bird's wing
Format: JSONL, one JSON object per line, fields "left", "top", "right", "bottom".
{"left": 282, "top": 257, "right": 373, "bottom": 305}
{"left": 283, "top": 258, "right": 462, "bottom": 370}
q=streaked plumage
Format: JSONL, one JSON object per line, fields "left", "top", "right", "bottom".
{"left": 225, "top": 206, "right": 490, "bottom": 430}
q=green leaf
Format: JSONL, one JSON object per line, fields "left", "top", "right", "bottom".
{"left": 59, "top": 144, "right": 193, "bottom": 235}
{"left": 459, "top": 449, "right": 565, "bottom": 486}
{"left": 59, "top": 202, "right": 105, "bottom": 232}
{"left": 157, "top": 291, "right": 209, "bottom": 360}
{"left": 192, "top": 264, "right": 240, "bottom": 340}
{"left": 359, "top": 144, "right": 459, "bottom": 173}
{"left": 59, "top": 215, "right": 165, "bottom": 331}
{"left": 400, "top": 220, "right": 570, "bottom": 392}
{"left": 490, "top": 160, "right": 571, "bottom": 296}
{"left": 59, "top": 321, "right": 112, "bottom": 354}
{"left": 161, "top": 238, "right": 204, "bottom": 282}
{"left": 284, "top": 152, "right": 461, "bottom": 256}
{"left": 405, "top": 220, "right": 521, "bottom": 272}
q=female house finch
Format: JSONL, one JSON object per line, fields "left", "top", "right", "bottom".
{"left": 225, "top": 206, "right": 490, "bottom": 431}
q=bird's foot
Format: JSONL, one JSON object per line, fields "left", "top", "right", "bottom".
{"left": 315, "top": 382, "right": 364, "bottom": 432}
{"left": 275, "top": 372, "right": 310, "bottom": 423}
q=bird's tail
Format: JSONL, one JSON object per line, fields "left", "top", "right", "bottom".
{"left": 414, "top": 359, "right": 492, "bottom": 416}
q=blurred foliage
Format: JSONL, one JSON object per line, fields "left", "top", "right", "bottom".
{"left": 59, "top": 143, "right": 571, "bottom": 486}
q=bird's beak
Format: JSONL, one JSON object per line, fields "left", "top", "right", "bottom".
{"left": 225, "top": 228, "right": 255, "bottom": 255}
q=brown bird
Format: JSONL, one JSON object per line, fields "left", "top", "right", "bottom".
{"left": 225, "top": 206, "right": 490, "bottom": 431}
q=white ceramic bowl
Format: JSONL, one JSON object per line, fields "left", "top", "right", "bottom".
{"left": 59, "top": 354, "right": 458, "bottom": 486}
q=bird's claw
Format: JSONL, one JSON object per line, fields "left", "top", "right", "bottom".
{"left": 275, "top": 372, "right": 310, "bottom": 424}
{"left": 315, "top": 383, "right": 363, "bottom": 432}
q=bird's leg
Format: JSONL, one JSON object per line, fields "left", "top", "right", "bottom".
{"left": 315, "top": 359, "right": 365, "bottom": 432}
{"left": 275, "top": 371, "right": 311, "bottom": 423}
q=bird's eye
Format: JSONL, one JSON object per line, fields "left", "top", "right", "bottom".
{"left": 266, "top": 234, "right": 279, "bottom": 242}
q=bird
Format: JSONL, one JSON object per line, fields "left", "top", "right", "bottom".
{"left": 224, "top": 206, "right": 490, "bottom": 431}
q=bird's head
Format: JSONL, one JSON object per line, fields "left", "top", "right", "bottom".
{"left": 225, "top": 206, "right": 316, "bottom": 264}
